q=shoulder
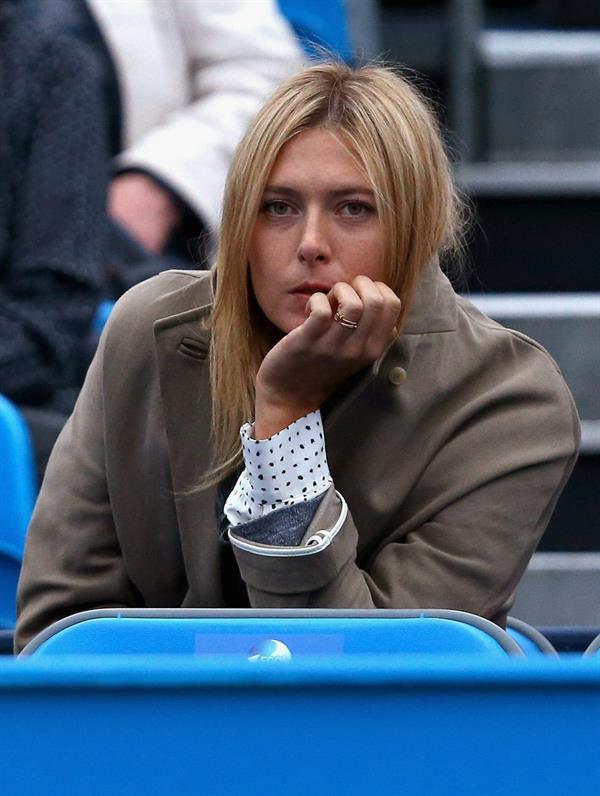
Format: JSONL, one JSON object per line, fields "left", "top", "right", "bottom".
{"left": 455, "top": 294, "right": 566, "bottom": 382}
{"left": 397, "top": 282, "right": 580, "bottom": 457}
{"left": 106, "top": 269, "right": 213, "bottom": 335}
{"left": 450, "top": 294, "right": 580, "bottom": 447}
{"left": 98, "top": 269, "right": 213, "bottom": 377}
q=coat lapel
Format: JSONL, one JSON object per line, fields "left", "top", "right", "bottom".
{"left": 153, "top": 301, "right": 224, "bottom": 606}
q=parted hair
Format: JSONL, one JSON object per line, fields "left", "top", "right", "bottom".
{"left": 205, "top": 60, "right": 466, "bottom": 485}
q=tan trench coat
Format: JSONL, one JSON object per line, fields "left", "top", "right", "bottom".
{"left": 15, "top": 265, "right": 579, "bottom": 650}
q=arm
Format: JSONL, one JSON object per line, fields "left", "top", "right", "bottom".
{"left": 232, "top": 406, "right": 578, "bottom": 626}
{"left": 15, "top": 318, "right": 141, "bottom": 653}
{"left": 114, "top": 0, "right": 304, "bottom": 236}
{"left": 226, "top": 282, "right": 580, "bottom": 625}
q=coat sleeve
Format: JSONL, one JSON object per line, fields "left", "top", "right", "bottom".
{"left": 229, "top": 347, "right": 580, "bottom": 627}
{"left": 115, "top": 0, "right": 303, "bottom": 230}
{"left": 14, "top": 324, "right": 142, "bottom": 653}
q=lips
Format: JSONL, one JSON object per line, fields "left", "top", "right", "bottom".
{"left": 290, "top": 282, "right": 332, "bottom": 295}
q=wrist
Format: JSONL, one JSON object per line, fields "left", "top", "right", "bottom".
{"left": 254, "top": 391, "right": 318, "bottom": 440}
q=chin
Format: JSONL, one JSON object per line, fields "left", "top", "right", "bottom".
{"left": 264, "top": 307, "right": 304, "bottom": 336}
{"left": 256, "top": 296, "right": 304, "bottom": 336}
{"left": 281, "top": 313, "right": 305, "bottom": 334}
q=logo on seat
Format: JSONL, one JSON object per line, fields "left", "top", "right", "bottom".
{"left": 247, "top": 639, "right": 292, "bottom": 662}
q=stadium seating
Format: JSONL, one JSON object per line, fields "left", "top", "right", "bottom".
{"left": 540, "top": 626, "right": 600, "bottom": 654}
{"left": 2, "top": 654, "right": 600, "bottom": 795}
{"left": 506, "top": 616, "right": 558, "bottom": 656}
{"left": 91, "top": 298, "right": 115, "bottom": 339}
{"left": 0, "top": 395, "right": 36, "bottom": 629}
{"left": 20, "top": 607, "right": 523, "bottom": 657}
{"left": 584, "top": 632, "right": 600, "bottom": 656}
{"left": 278, "top": 0, "right": 352, "bottom": 60}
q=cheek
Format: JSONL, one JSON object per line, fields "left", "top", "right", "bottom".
{"left": 344, "top": 234, "right": 385, "bottom": 280}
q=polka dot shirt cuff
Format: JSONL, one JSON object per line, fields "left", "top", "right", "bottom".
{"left": 224, "top": 410, "right": 332, "bottom": 526}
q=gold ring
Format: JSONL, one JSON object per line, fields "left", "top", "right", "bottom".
{"left": 333, "top": 308, "right": 359, "bottom": 330}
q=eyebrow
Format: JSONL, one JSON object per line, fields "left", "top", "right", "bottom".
{"left": 264, "top": 185, "right": 375, "bottom": 198}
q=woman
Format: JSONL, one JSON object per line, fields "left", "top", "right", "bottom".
{"left": 15, "top": 62, "right": 579, "bottom": 651}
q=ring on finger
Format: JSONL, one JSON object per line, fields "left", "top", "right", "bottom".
{"left": 333, "top": 308, "right": 359, "bottom": 330}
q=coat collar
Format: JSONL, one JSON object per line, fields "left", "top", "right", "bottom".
{"left": 152, "top": 259, "right": 457, "bottom": 343}
{"left": 151, "top": 261, "right": 458, "bottom": 464}
{"left": 402, "top": 257, "right": 457, "bottom": 335}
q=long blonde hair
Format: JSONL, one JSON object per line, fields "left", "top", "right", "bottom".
{"left": 206, "top": 61, "right": 465, "bottom": 485}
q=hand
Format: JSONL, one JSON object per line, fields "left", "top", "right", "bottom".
{"left": 254, "top": 275, "right": 401, "bottom": 439}
{"left": 108, "top": 173, "right": 182, "bottom": 253}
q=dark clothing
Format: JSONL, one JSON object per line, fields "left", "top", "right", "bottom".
{"left": 15, "top": 0, "right": 121, "bottom": 155}
{"left": 0, "top": 4, "right": 108, "bottom": 415}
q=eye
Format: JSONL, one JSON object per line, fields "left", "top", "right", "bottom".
{"left": 263, "top": 200, "right": 294, "bottom": 217}
{"left": 339, "top": 201, "right": 375, "bottom": 218}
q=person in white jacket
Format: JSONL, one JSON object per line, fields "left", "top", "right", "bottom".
{"left": 87, "top": 0, "right": 304, "bottom": 256}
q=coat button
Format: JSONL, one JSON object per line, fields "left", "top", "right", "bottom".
{"left": 388, "top": 366, "right": 407, "bottom": 385}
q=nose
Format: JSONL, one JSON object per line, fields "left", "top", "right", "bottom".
{"left": 297, "top": 209, "right": 331, "bottom": 265}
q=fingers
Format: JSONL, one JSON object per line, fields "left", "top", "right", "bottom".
{"left": 343, "top": 276, "right": 401, "bottom": 349}
{"left": 328, "top": 282, "right": 363, "bottom": 327}
{"left": 370, "top": 279, "right": 402, "bottom": 343}
{"left": 301, "top": 277, "right": 401, "bottom": 361}
{"left": 348, "top": 276, "right": 385, "bottom": 339}
{"left": 302, "top": 291, "right": 332, "bottom": 340}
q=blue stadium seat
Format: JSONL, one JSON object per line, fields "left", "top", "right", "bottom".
{"left": 584, "top": 632, "right": 600, "bottom": 656}
{"left": 0, "top": 395, "right": 36, "bottom": 629}
{"left": 0, "top": 628, "right": 13, "bottom": 655}
{"left": 92, "top": 299, "right": 115, "bottom": 339}
{"left": 21, "top": 608, "right": 523, "bottom": 657}
{"left": 278, "top": 0, "right": 353, "bottom": 61}
{"left": 0, "top": 555, "right": 21, "bottom": 631}
{"left": 3, "top": 655, "right": 600, "bottom": 796}
{"left": 506, "top": 616, "right": 558, "bottom": 656}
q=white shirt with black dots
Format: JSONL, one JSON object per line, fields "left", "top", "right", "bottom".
{"left": 224, "top": 410, "right": 332, "bottom": 526}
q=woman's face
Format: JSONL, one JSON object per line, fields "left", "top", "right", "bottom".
{"left": 248, "top": 127, "right": 385, "bottom": 334}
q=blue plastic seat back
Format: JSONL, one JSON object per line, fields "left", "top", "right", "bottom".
{"left": 278, "top": 0, "right": 353, "bottom": 61}
{"left": 585, "top": 632, "right": 600, "bottom": 656}
{"left": 508, "top": 627, "right": 547, "bottom": 656}
{"left": 0, "top": 549, "right": 21, "bottom": 629}
{"left": 91, "top": 299, "right": 115, "bottom": 339}
{"left": 506, "top": 617, "right": 558, "bottom": 656}
{"left": 0, "top": 394, "right": 36, "bottom": 560}
{"left": 28, "top": 613, "right": 519, "bottom": 658}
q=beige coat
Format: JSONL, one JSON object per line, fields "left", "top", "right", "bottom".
{"left": 15, "top": 266, "right": 579, "bottom": 650}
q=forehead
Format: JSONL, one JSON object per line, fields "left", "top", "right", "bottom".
{"left": 267, "top": 128, "right": 370, "bottom": 187}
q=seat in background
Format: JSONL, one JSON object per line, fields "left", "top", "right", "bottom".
{"left": 506, "top": 616, "right": 558, "bottom": 656}
{"left": 0, "top": 394, "right": 36, "bottom": 629}
{"left": 584, "top": 632, "right": 600, "bottom": 656}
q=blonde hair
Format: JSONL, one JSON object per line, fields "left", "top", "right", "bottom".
{"left": 206, "top": 60, "right": 465, "bottom": 485}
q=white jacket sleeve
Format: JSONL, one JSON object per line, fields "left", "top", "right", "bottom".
{"left": 116, "top": 0, "right": 304, "bottom": 231}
